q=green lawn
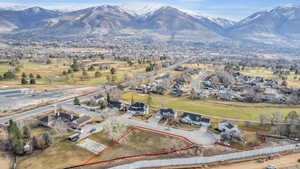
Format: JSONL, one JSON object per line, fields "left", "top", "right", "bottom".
{"left": 0, "top": 65, "right": 9, "bottom": 73}
{"left": 122, "top": 92, "right": 300, "bottom": 121}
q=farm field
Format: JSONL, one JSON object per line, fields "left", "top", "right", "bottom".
{"left": 122, "top": 91, "right": 300, "bottom": 121}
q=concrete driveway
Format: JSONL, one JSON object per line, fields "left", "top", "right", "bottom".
{"left": 118, "top": 114, "right": 216, "bottom": 145}
{"left": 77, "top": 138, "right": 106, "bottom": 154}
{"left": 78, "top": 123, "right": 103, "bottom": 140}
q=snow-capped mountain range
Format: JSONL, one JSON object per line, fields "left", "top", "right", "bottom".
{"left": 0, "top": 3, "right": 300, "bottom": 47}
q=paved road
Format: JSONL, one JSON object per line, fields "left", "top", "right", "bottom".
{"left": 116, "top": 114, "right": 216, "bottom": 145}
{"left": 110, "top": 143, "right": 300, "bottom": 169}
{"left": 0, "top": 56, "right": 196, "bottom": 126}
{"left": 0, "top": 91, "right": 102, "bottom": 125}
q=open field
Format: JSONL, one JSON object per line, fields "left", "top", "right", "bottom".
{"left": 122, "top": 92, "right": 300, "bottom": 120}
{"left": 0, "top": 59, "right": 146, "bottom": 90}
{"left": 87, "top": 128, "right": 189, "bottom": 164}
{"left": 17, "top": 127, "right": 190, "bottom": 169}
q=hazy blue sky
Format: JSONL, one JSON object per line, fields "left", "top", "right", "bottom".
{"left": 1, "top": 0, "right": 300, "bottom": 20}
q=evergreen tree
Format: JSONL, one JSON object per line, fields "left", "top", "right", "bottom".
{"left": 30, "top": 78, "right": 36, "bottom": 84}
{"left": 67, "top": 69, "right": 73, "bottom": 74}
{"left": 81, "top": 70, "right": 89, "bottom": 80}
{"left": 8, "top": 120, "right": 24, "bottom": 154}
{"left": 42, "top": 133, "right": 53, "bottom": 147}
{"left": 3, "top": 71, "right": 16, "bottom": 80}
{"left": 95, "top": 71, "right": 101, "bottom": 78}
{"left": 110, "top": 67, "right": 116, "bottom": 74}
{"left": 21, "top": 78, "right": 28, "bottom": 85}
{"left": 23, "top": 126, "right": 31, "bottom": 139}
{"left": 14, "top": 140, "right": 24, "bottom": 155}
{"left": 36, "top": 74, "right": 42, "bottom": 79}
{"left": 70, "top": 59, "right": 80, "bottom": 72}
{"left": 46, "top": 59, "right": 52, "bottom": 64}
{"left": 106, "top": 93, "right": 111, "bottom": 103}
{"left": 22, "top": 72, "right": 27, "bottom": 78}
{"left": 73, "top": 97, "right": 80, "bottom": 105}
{"left": 88, "top": 65, "right": 95, "bottom": 71}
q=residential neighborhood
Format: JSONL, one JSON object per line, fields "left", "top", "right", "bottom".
{"left": 1, "top": 1, "right": 300, "bottom": 169}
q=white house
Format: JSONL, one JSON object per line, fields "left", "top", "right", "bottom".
{"left": 218, "top": 121, "right": 240, "bottom": 135}
{"left": 155, "top": 108, "right": 177, "bottom": 120}
{"left": 180, "top": 112, "right": 210, "bottom": 127}
{"left": 127, "top": 102, "right": 149, "bottom": 115}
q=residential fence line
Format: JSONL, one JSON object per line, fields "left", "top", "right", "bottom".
{"left": 110, "top": 143, "right": 300, "bottom": 169}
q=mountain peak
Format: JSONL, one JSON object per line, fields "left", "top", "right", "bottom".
{"left": 118, "top": 2, "right": 164, "bottom": 15}
{"left": 95, "top": 5, "right": 119, "bottom": 10}
{"left": 24, "top": 7, "right": 44, "bottom": 13}
{"left": 149, "top": 6, "right": 179, "bottom": 14}
{"left": 278, "top": 3, "right": 299, "bottom": 9}
{"left": 267, "top": 3, "right": 300, "bottom": 13}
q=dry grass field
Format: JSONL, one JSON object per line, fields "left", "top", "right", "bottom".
{"left": 87, "top": 128, "right": 189, "bottom": 164}
{"left": 17, "top": 127, "right": 190, "bottom": 169}
{"left": 17, "top": 135, "right": 92, "bottom": 169}
{"left": 0, "top": 58, "right": 146, "bottom": 90}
